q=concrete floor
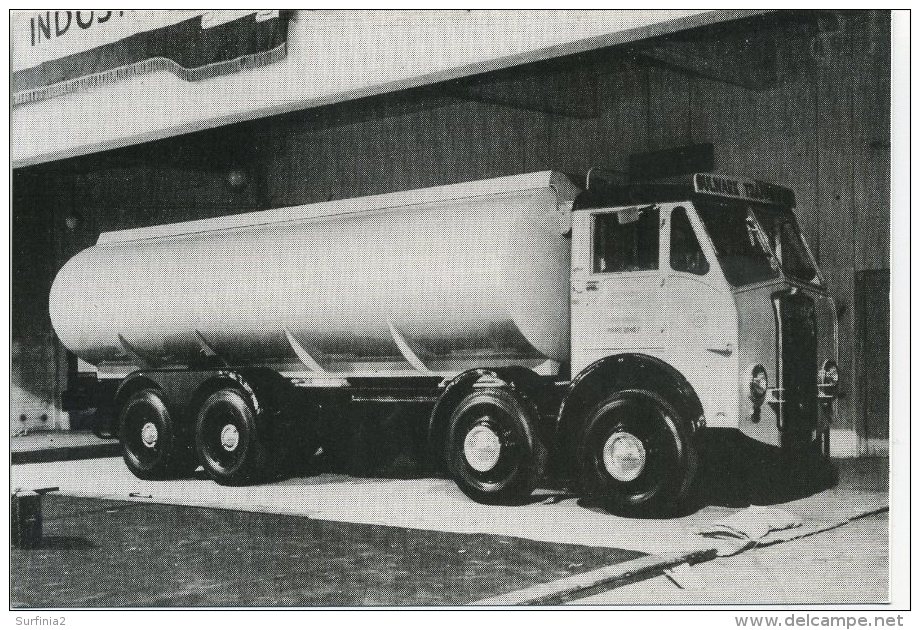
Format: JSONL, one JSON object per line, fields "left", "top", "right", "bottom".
{"left": 571, "top": 511, "right": 888, "bottom": 605}
{"left": 11, "top": 430, "right": 110, "bottom": 452}
{"left": 11, "top": 455, "right": 887, "bottom": 559}
{"left": 12, "top": 453, "right": 889, "bottom": 606}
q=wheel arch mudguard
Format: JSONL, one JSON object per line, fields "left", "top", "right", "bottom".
{"left": 115, "top": 367, "right": 291, "bottom": 428}
{"left": 113, "top": 372, "right": 164, "bottom": 411}
{"left": 186, "top": 369, "right": 276, "bottom": 418}
{"left": 555, "top": 353, "right": 705, "bottom": 463}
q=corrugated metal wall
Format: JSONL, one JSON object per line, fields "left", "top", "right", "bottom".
{"left": 12, "top": 11, "right": 890, "bottom": 447}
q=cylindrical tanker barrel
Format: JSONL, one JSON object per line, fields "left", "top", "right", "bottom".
{"left": 49, "top": 172, "right": 580, "bottom": 374}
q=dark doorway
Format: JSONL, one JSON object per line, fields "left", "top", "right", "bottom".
{"left": 854, "top": 269, "right": 890, "bottom": 445}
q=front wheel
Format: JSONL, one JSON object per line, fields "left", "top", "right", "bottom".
{"left": 577, "top": 389, "right": 697, "bottom": 516}
{"left": 445, "top": 388, "right": 546, "bottom": 505}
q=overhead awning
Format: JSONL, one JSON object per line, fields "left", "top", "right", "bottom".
{"left": 12, "top": 9, "right": 771, "bottom": 168}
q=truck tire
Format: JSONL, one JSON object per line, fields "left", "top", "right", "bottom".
{"left": 445, "top": 388, "right": 546, "bottom": 505}
{"left": 576, "top": 389, "right": 697, "bottom": 517}
{"left": 119, "top": 389, "right": 194, "bottom": 480}
{"left": 195, "top": 388, "right": 271, "bottom": 485}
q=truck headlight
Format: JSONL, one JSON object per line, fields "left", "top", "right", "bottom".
{"left": 749, "top": 364, "right": 768, "bottom": 404}
{"left": 819, "top": 360, "right": 839, "bottom": 397}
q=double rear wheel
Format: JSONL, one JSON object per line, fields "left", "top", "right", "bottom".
{"left": 119, "top": 383, "right": 300, "bottom": 485}
{"left": 444, "top": 388, "right": 546, "bottom": 505}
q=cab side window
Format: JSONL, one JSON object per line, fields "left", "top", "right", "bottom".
{"left": 592, "top": 208, "right": 659, "bottom": 273}
{"left": 670, "top": 207, "right": 709, "bottom": 275}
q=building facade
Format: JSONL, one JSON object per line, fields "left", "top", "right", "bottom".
{"left": 12, "top": 10, "right": 890, "bottom": 454}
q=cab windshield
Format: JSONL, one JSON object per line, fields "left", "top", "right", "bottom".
{"left": 750, "top": 206, "right": 822, "bottom": 286}
{"left": 695, "top": 201, "right": 822, "bottom": 288}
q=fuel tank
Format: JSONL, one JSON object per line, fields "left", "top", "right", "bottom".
{"left": 49, "top": 172, "right": 580, "bottom": 375}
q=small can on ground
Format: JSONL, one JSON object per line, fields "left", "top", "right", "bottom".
{"left": 11, "top": 487, "right": 58, "bottom": 549}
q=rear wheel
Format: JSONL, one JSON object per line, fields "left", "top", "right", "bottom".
{"left": 195, "top": 388, "right": 271, "bottom": 485}
{"left": 119, "top": 389, "right": 194, "bottom": 480}
{"left": 445, "top": 388, "right": 546, "bottom": 505}
{"left": 577, "top": 389, "right": 696, "bottom": 516}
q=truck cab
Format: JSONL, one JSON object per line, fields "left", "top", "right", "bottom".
{"left": 570, "top": 173, "right": 838, "bottom": 456}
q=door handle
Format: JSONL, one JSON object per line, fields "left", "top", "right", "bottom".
{"left": 706, "top": 343, "right": 734, "bottom": 357}
{"left": 585, "top": 281, "right": 599, "bottom": 292}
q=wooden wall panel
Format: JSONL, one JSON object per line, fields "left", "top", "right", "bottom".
{"left": 647, "top": 64, "right": 691, "bottom": 152}
{"left": 12, "top": 171, "right": 61, "bottom": 432}
{"left": 472, "top": 102, "right": 527, "bottom": 179}
{"left": 689, "top": 20, "right": 820, "bottom": 253}
{"left": 596, "top": 61, "right": 649, "bottom": 175}
{"left": 336, "top": 118, "right": 373, "bottom": 198}
{"left": 271, "top": 116, "right": 336, "bottom": 205}
{"left": 854, "top": 270, "right": 890, "bottom": 440}
{"left": 849, "top": 12, "right": 891, "bottom": 451}
{"left": 513, "top": 85, "right": 553, "bottom": 174}
{"left": 433, "top": 99, "right": 483, "bottom": 185}
{"left": 415, "top": 99, "right": 461, "bottom": 186}
{"left": 258, "top": 120, "right": 298, "bottom": 207}
{"left": 814, "top": 13, "right": 857, "bottom": 436}
{"left": 394, "top": 105, "right": 427, "bottom": 192}
{"left": 690, "top": 77, "right": 751, "bottom": 174}
{"left": 768, "top": 21, "right": 822, "bottom": 259}
{"left": 852, "top": 10, "right": 891, "bottom": 272}
{"left": 546, "top": 100, "right": 599, "bottom": 179}
{"left": 548, "top": 59, "right": 650, "bottom": 181}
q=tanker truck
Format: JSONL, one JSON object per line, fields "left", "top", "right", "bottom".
{"left": 50, "top": 170, "right": 840, "bottom": 515}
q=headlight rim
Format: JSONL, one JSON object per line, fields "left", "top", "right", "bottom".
{"left": 822, "top": 360, "right": 839, "bottom": 385}
{"left": 749, "top": 364, "right": 768, "bottom": 403}
{"left": 820, "top": 359, "right": 839, "bottom": 398}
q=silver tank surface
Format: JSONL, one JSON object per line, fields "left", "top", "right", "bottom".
{"left": 50, "top": 172, "right": 580, "bottom": 376}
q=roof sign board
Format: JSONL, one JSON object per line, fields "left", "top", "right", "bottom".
{"left": 693, "top": 173, "right": 796, "bottom": 207}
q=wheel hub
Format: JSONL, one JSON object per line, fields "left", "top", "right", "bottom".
{"left": 220, "top": 424, "right": 240, "bottom": 452}
{"left": 602, "top": 432, "right": 646, "bottom": 482}
{"left": 140, "top": 422, "right": 159, "bottom": 448}
{"left": 463, "top": 422, "right": 502, "bottom": 472}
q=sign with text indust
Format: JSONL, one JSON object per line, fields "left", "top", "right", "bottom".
{"left": 14, "top": 10, "right": 763, "bottom": 167}
{"left": 11, "top": 10, "right": 290, "bottom": 105}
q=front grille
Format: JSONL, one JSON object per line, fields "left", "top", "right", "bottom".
{"left": 773, "top": 291, "right": 818, "bottom": 448}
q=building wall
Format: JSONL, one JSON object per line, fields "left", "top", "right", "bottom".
{"left": 12, "top": 11, "right": 890, "bottom": 448}
{"left": 12, "top": 161, "right": 259, "bottom": 433}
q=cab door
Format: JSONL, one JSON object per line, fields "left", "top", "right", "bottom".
{"left": 570, "top": 205, "right": 666, "bottom": 375}
{"left": 659, "top": 204, "right": 739, "bottom": 428}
